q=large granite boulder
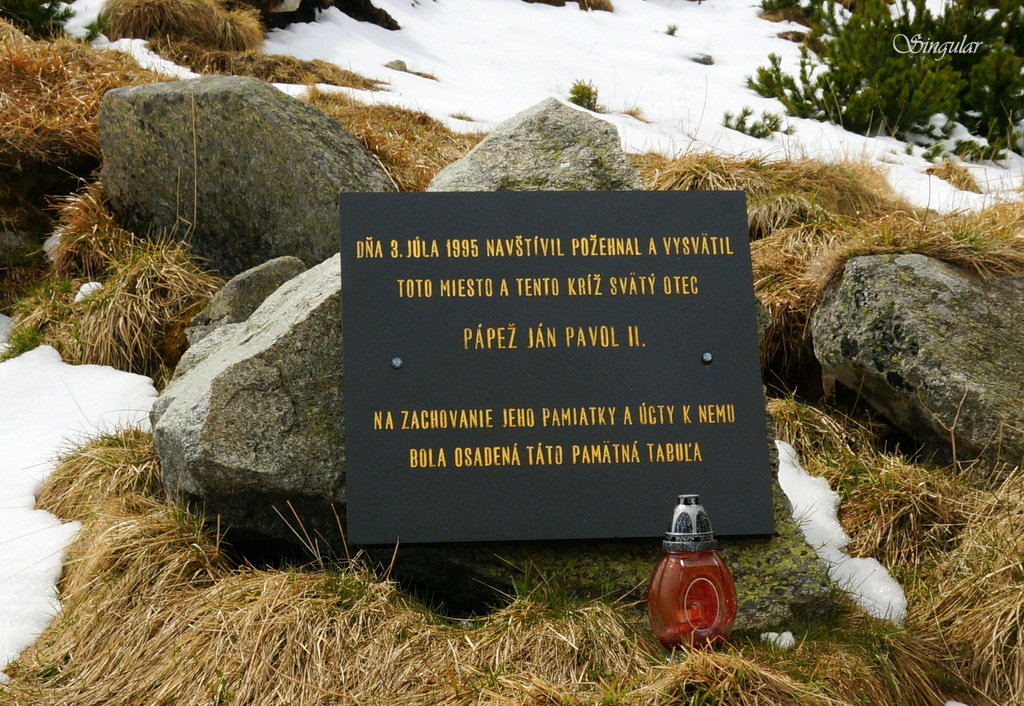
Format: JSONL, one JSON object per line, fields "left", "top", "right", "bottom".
{"left": 812, "top": 253, "right": 1024, "bottom": 471}
{"left": 427, "top": 98, "right": 643, "bottom": 192}
{"left": 99, "top": 76, "right": 394, "bottom": 276}
{"left": 154, "top": 253, "right": 830, "bottom": 630}
{"left": 152, "top": 255, "right": 345, "bottom": 546}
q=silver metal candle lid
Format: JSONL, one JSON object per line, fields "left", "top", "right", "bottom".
{"left": 662, "top": 493, "right": 718, "bottom": 551}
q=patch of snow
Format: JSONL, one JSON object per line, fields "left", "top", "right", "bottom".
{"left": 760, "top": 630, "right": 796, "bottom": 650}
{"left": 0, "top": 347, "right": 156, "bottom": 681}
{"left": 0, "top": 314, "right": 11, "bottom": 351}
{"left": 776, "top": 441, "right": 908, "bottom": 624}
{"left": 63, "top": 0, "right": 106, "bottom": 40}
{"left": 74, "top": 282, "right": 103, "bottom": 303}
{"left": 96, "top": 38, "right": 200, "bottom": 80}
{"left": 42, "top": 231, "right": 62, "bottom": 262}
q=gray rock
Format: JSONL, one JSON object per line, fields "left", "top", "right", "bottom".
{"left": 187, "top": 255, "right": 307, "bottom": 344}
{"left": 384, "top": 59, "right": 409, "bottom": 72}
{"left": 427, "top": 98, "right": 643, "bottom": 192}
{"left": 99, "top": 76, "right": 394, "bottom": 277}
{"left": 152, "top": 254, "right": 344, "bottom": 546}
{"left": 812, "top": 253, "right": 1024, "bottom": 470}
{"left": 1, "top": 227, "right": 38, "bottom": 268}
{"left": 755, "top": 295, "right": 771, "bottom": 347}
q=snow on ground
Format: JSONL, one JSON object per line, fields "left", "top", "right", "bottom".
{"left": 777, "top": 440, "right": 908, "bottom": 623}
{"left": 0, "top": 341, "right": 155, "bottom": 682}
{"left": 65, "top": 0, "right": 1024, "bottom": 212}
{"left": 760, "top": 630, "right": 797, "bottom": 650}
{"left": 257, "top": 0, "right": 1023, "bottom": 213}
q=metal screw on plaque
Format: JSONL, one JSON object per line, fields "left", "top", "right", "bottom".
{"left": 391, "top": 357, "right": 404, "bottom": 369}
{"left": 701, "top": 352, "right": 714, "bottom": 365}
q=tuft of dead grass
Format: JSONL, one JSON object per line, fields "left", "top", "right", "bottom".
{"left": 930, "top": 472, "right": 1024, "bottom": 704}
{"left": 105, "top": 0, "right": 264, "bottom": 52}
{"left": 926, "top": 159, "right": 981, "bottom": 194}
{"left": 753, "top": 201, "right": 1024, "bottom": 390}
{"left": 628, "top": 648, "right": 834, "bottom": 705}
{"left": 770, "top": 397, "right": 976, "bottom": 574}
{"left": 0, "top": 16, "right": 29, "bottom": 43}
{"left": 0, "top": 36, "right": 167, "bottom": 187}
{"left": 3, "top": 182, "right": 222, "bottom": 384}
{"left": 7, "top": 430, "right": 657, "bottom": 705}
{"left": 807, "top": 206, "right": 1024, "bottom": 289}
{"left": 307, "top": 88, "right": 484, "bottom": 191}
{"left": 633, "top": 152, "right": 905, "bottom": 239}
{"left": 149, "top": 38, "right": 386, "bottom": 90}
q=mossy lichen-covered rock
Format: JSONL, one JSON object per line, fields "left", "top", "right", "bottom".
{"left": 99, "top": 76, "right": 394, "bottom": 276}
{"left": 812, "top": 253, "right": 1024, "bottom": 471}
{"left": 427, "top": 98, "right": 642, "bottom": 192}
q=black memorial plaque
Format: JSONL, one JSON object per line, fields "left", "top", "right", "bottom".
{"left": 339, "top": 191, "right": 773, "bottom": 545}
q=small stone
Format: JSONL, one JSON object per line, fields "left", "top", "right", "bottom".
{"left": 187, "top": 256, "right": 307, "bottom": 344}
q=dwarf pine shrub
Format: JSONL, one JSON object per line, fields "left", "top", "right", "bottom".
{"left": 749, "top": 0, "right": 1024, "bottom": 157}
{"left": 568, "top": 79, "right": 602, "bottom": 112}
{"left": 723, "top": 106, "right": 794, "bottom": 138}
{"left": 0, "top": 0, "right": 71, "bottom": 38}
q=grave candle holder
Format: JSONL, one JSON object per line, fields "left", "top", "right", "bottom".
{"left": 647, "top": 494, "right": 737, "bottom": 650}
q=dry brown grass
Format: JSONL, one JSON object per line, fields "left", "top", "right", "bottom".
{"left": 5, "top": 431, "right": 661, "bottom": 705}
{"left": 770, "top": 398, "right": 977, "bottom": 574}
{"left": 929, "top": 472, "right": 1024, "bottom": 704}
{"left": 579, "top": 0, "right": 614, "bottom": 10}
{"left": 756, "top": 204, "right": 1024, "bottom": 389}
{"left": 3, "top": 182, "right": 222, "bottom": 383}
{"left": 926, "top": 159, "right": 981, "bottom": 193}
{"left": 622, "top": 105, "right": 652, "bottom": 123}
{"left": 105, "top": 0, "right": 264, "bottom": 51}
{"left": 627, "top": 649, "right": 835, "bottom": 705}
{"left": 633, "top": 152, "right": 905, "bottom": 239}
{"left": 0, "top": 16, "right": 29, "bottom": 43}
{"left": 0, "top": 426, "right": 969, "bottom": 706}
{"left": 307, "top": 88, "right": 484, "bottom": 191}
{"left": 0, "top": 35, "right": 166, "bottom": 175}
{"left": 149, "top": 38, "right": 386, "bottom": 90}
{"left": 808, "top": 206, "right": 1024, "bottom": 288}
